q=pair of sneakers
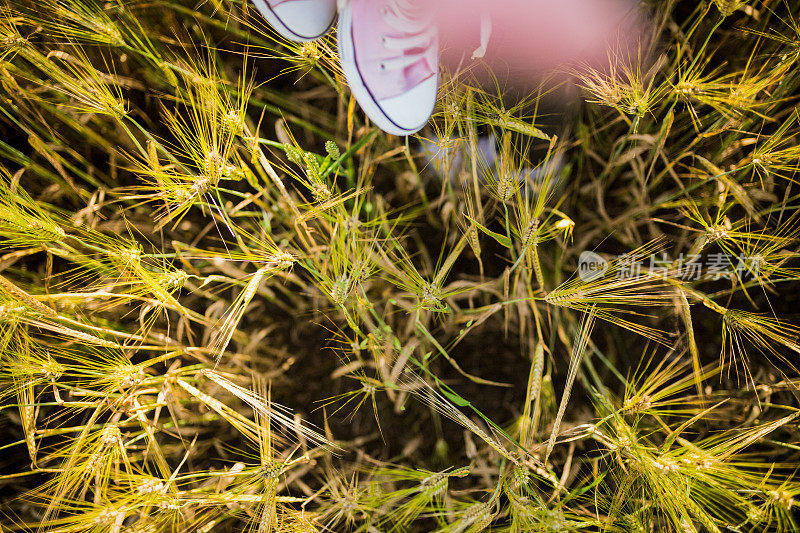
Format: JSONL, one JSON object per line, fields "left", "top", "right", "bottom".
{"left": 250, "top": 0, "right": 439, "bottom": 136}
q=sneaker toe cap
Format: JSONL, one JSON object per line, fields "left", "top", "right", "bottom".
{"left": 272, "top": 0, "right": 336, "bottom": 40}
{"left": 377, "top": 76, "right": 438, "bottom": 134}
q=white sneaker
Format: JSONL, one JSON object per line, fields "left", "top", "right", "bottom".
{"left": 338, "top": 0, "right": 439, "bottom": 135}
{"left": 251, "top": 0, "right": 338, "bottom": 42}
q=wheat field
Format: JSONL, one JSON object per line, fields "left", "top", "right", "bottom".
{"left": 1, "top": 0, "right": 799, "bottom": 531}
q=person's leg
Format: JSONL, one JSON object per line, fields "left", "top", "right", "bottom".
{"left": 250, "top": 0, "right": 338, "bottom": 42}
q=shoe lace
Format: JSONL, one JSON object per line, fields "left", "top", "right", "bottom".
{"left": 336, "top": 0, "right": 491, "bottom": 72}
{"left": 377, "top": 0, "right": 438, "bottom": 72}
{"left": 471, "top": 13, "right": 492, "bottom": 60}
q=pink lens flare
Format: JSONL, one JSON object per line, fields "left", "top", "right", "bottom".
{"left": 434, "top": 0, "right": 646, "bottom": 90}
